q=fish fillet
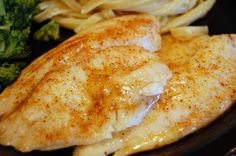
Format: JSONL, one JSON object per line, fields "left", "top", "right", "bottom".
{"left": 73, "top": 34, "right": 236, "bottom": 156}
{"left": 0, "top": 15, "right": 171, "bottom": 152}
{"left": 0, "top": 14, "right": 161, "bottom": 117}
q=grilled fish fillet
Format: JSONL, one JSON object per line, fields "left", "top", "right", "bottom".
{"left": 74, "top": 34, "right": 236, "bottom": 156}
{"left": 0, "top": 15, "right": 171, "bottom": 152}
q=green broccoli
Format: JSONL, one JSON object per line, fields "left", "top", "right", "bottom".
{"left": 33, "top": 20, "right": 60, "bottom": 42}
{"left": 0, "top": 27, "right": 31, "bottom": 59}
{"left": 0, "top": 0, "right": 37, "bottom": 59}
{"left": 0, "top": 0, "right": 37, "bottom": 92}
{"left": 0, "top": 62, "right": 26, "bottom": 91}
{"left": 0, "top": 0, "right": 6, "bottom": 16}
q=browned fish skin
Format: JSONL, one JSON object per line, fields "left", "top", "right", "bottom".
{"left": 0, "top": 15, "right": 171, "bottom": 152}
{"left": 74, "top": 34, "right": 236, "bottom": 156}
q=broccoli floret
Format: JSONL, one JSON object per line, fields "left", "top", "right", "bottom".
{"left": 33, "top": 21, "right": 60, "bottom": 42}
{"left": 0, "top": 0, "right": 37, "bottom": 59}
{"left": 0, "top": 0, "right": 37, "bottom": 91}
{"left": 0, "top": 62, "right": 26, "bottom": 91}
{"left": 1, "top": 0, "right": 37, "bottom": 30}
{"left": 0, "top": 27, "right": 31, "bottom": 59}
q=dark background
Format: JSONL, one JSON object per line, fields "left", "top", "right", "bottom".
{"left": 0, "top": 0, "right": 235, "bottom": 155}
{"left": 193, "top": 0, "right": 236, "bottom": 35}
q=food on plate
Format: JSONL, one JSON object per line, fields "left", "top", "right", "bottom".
{"left": 73, "top": 34, "right": 236, "bottom": 156}
{"left": 0, "top": 14, "right": 162, "bottom": 116}
{"left": 0, "top": 62, "right": 26, "bottom": 92}
{"left": 170, "top": 26, "right": 209, "bottom": 41}
{"left": 0, "top": 3, "right": 235, "bottom": 155}
{"left": 33, "top": 20, "right": 60, "bottom": 42}
{"left": 0, "top": 15, "right": 172, "bottom": 152}
{"left": 0, "top": 0, "right": 37, "bottom": 91}
{"left": 34, "top": 0, "right": 216, "bottom": 33}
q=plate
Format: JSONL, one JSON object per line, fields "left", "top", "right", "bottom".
{"left": 0, "top": 0, "right": 235, "bottom": 155}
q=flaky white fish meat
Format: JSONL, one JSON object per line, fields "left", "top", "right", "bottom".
{"left": 0, "top": 15, "right": 172, "bottom": 152}
{"left": 74, "top": 34, "right": 236, "bottom": 156}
